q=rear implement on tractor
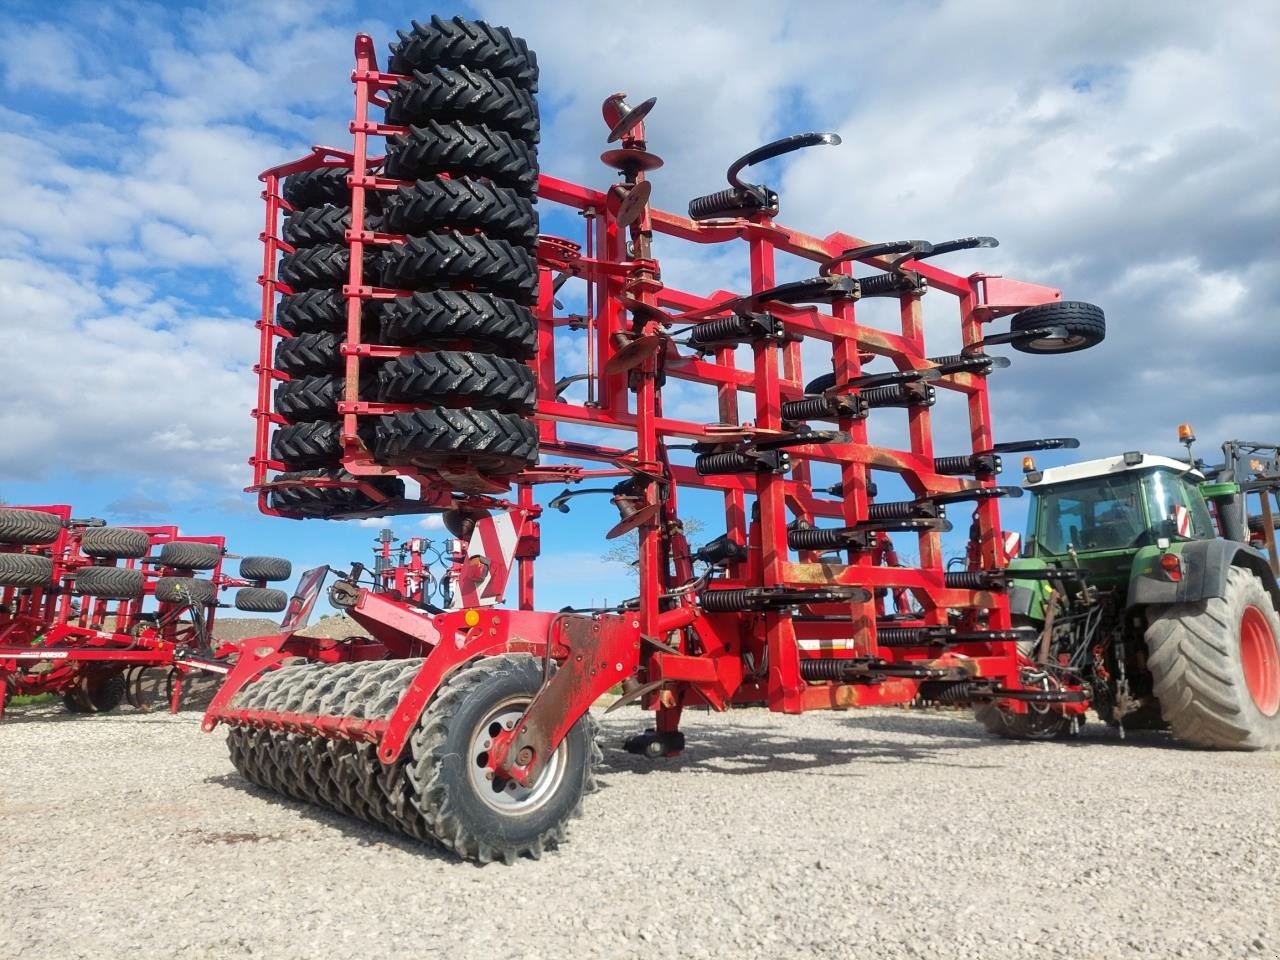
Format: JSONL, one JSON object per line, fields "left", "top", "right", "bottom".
{"left": 984, "top": 428, "right": 1280, "bottom": 748}
{"left": 205, "top": 16, "right": 1110, "bottom": 863}
{"left": 0, "top": 504, "right": 292, "bottom": 717}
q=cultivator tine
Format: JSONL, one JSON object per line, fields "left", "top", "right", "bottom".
{"left": 927, "top": 485, "right": 1023, "bottom": 506}
{"left": 876, "top": 625, "right": 1038, "bottom": 647}
{"left": 823, "top": 367, "right": 941, "bottom": 397}
{"left": 700, "top": 585, "right": 872, "bottom": 612}
{"left": 780, "top": 393, "right": 868, "bottom": 423}
{"left": 688, "top": 131, "right": 840, "bottom": 221}
{"left": 986, "top": 437, "right": 1081, "bottom": 454}
{"left": 933, "top": 453, "right": 1002, "bottom": 476}
{"left": 687, "top": 312, "right": 782, "bottom": 350}
{"left": 929, "top": 353, "right": 1011, "bottom": 376}
{"left": 945, "top": 568, "right": 1089, "bottom": 590}
{"left": 915, "top": 236, "right": 999, "bottom": 259}
{"left": 604, "top": 677, "right": 665, "bottom": 714}
{"left": 789, "top": 516, "right": 953, "bottom": 551}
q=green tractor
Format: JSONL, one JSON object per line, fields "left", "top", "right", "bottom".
{"left": 979, "top": 429, "right": 1280, "bottom": 749}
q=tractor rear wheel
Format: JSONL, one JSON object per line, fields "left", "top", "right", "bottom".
{"left": 1146, "top": 566, "right": 1280, "bottom": 750}
{"left": 406, "top": 654, "right": 598, "bottom": 863}
{"left": 973, "top": 616, "right": 1074, "bottom": 740}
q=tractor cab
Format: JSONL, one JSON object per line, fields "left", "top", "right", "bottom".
{"left": 1020, "top": 454, "right": 1210, "bottom": 588}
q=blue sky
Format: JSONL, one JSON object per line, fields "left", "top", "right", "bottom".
{"left": 0, "top": 1, "right": 1276, "bottom": 614}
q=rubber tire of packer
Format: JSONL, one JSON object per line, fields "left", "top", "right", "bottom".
{"left": 275, "top": 375, "right": 344, "bottom": 422}
{"left": 75, "top": 566, "right": 145, "bottom": 600}
{"left": 375, "top": 408, "right": 538, "bottom": 475}
{"left": 0, "top": 553, "right": 56, "bottom": 588}
{"left": 275, "top": 332, "right": 343, "bottom": 376}
{"left": 281, "top": 167, "right": 351, "bottom": 209}
{"left": 234, "top": 587, "right": 289, "bottom": 613}
{"left": 381, "top": 178, "right": 538, "bottom": 246}
{"left": 267, "top": 470, "right": 405, "bottom": 520}
{"left": 239, "top": 556, "right": 292, "bottom": 582}
{"left": 383, "top": 120, "right": 538, "bottom": 197}
{"left": 375, "top": 351, "right": 536, "bottom": 412}
{"left": 271, "top": 420, "right": 343, "bottom": 470}
{"left": 1010, "top": 301, "right": 1106, "bottom": 355}
{"left": 276, "top": 290, "right": 357, "bottom": 336}
{"left": 278, "top": 244, "right": 374, "bottom": 292}
{"left": 283, "top": 207, "right": 355, "bottom": 248}
{"left": 387, "top": 16, "right": 539, "bottom": 90}
{"left": 381, "top": 232, "right": 537, "bottom": 305}
{"left": 64, "top": 671, "right": 126, "bottom": 714}
{"left": 974, "top": 616, "right": 1073, "bottom": 740}
{"left": 155, "top": 577, "right": 216, "bottom": 606}
{"left": 378, "top": 291, "right": 536, "bottom": 359}
{"left": 79, "top": 526, "right": 152, "bottom": 560}
{"left": 1146, "top": 565, "right": 1280, "bottom": 750}
{"left": 385, "top": 66, "right": 539, "bottom": 143}
{"left": 0, "top": 508, "right": 63, "bottom": 545}
{"left": 158, "top": 541, "right": 222, "bottom": 571}
{"left": 408, "top": 654, "right": 595, "bottom": 864}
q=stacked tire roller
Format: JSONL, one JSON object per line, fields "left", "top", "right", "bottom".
{"left": 267, "top": 15, "right": 542, "bottom": 519}
{"left": 0, "top": 505, "right": 292, "bottom": 716}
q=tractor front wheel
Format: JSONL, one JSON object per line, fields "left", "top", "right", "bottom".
{"left": 1146, "top": 566, "right": 1280, "bottom": 750}
{"left": 407, "top": 654, "right": 599, "bottom": 864}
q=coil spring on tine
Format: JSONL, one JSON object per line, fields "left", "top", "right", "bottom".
{"left": 689, "top": 315, "right": 755, "bottom": 347}
{"left": 919, "top": 680, "right": 977, "bottom": 703}
{"left": 781, "top": 396, "right": 836, "bottom": 422}
{"left": 688, "top": 187, "right": 757, "bottom": 221}
{"left": 863, "top": 383, "right": 935, "bottom": 408}
{"left": 866, "top": 501, "right": 917, "bottom": 521}
{"left": 877, "top": 627, "right": 934, "bottom": 647}
{"left": 943, "top": 571, "right": 996, "bottom": 590}
{"left": 695, "top": 451, "right": 755, "bottom": 475}
{"left": 933, "top": 455, "right": 977, "bottom": 475}
{"left": 787, "top": 526, "right": 855, "bottom": 551}
{"left": 857, "top": 272, "right": 914, "bottom": 297}
{"left": 798, "top": 659, "right": 858, "bottom": 681}
{"left": 698, "top": 588, "right": 753, "bottom": 612}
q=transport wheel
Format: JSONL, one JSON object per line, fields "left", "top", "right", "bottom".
{"left": 0, "top": 508, "right": 63, "bottom": 545}
{"left": 234, "top": 587, "right": 289, "bottom": 613}
{"left": 275, "top": 332, "right": 344, "bottom": 375}
{"left": 65, "top": 671, "right": 127, "bottom": 714}
{"left": 387, "top": 15, "right": 539, "bottom": 89}
{"left": 74, "top": 565, "right": 144, "bottom": 600}
{"left": 381, "top": 178, "right": 538, "bottom": 245}
{"left": 275, "top": 375, "right": 345, "bottom": 422}
{"left": 155, "top": 577, "right": 216, "bottom": 606}
{"left": 378, "top": 290, "right": 536, "bottom": 359}
{"left": 271, "top": 420, "right": 343, "bottom": 469}
{"left": 380, "top": 232, "right": 537, "bottom": 304}
{"left": 384, "top": 66, "right": 539, "bottom": 142}
{"left": 267, "top": 469, "right": 406, "bottom": 519}
{"left": 239, "top": 556, "right": 292, "bottom": 581}
{"left": 407, "top": 654, "right": 598, "bottom": 864}
{"left": 973, "top": 617, "right": 1073, "bottom": 740}
{"left": 375, "top": 351, "right": 536, "bottom": 412}
{"left": 157, "top": 541, "right": 222, "bottom": 571}
{"left": 282, "top": 167, "right": 351, "bottom": 208}
{"left": 278, "top": 244, "right": 369, "bottom": 292}
{"left": 283, "top": 206, "right": 356, "bottom": 248}
{"left": 79, "top": 526, "right": 152, "bottom": 559}
{"left": 1146, "top": 566, "right": 1280, "bottom": 749}
{"left": 383, "top": 120, "right": 539, "bottom": 196}
{"left": 0, "top": 553, "right": 56, "bottom": 588}
{"left": 276, "top": 290, "right": 358, "bottom": 335}
{"left": 1009, "top": 301, "right": 1106, "bottom": 355}
{"left": 375, "top": 408, "right": 538, "bottom": 474}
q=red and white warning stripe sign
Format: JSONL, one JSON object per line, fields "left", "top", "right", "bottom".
{"left": 1001, "top": 530, "right": 1022, "bottom": 560}
{"left": 1172, "top": 504, "right": 1190, "bottom": 538}
{"left": 449, "top": 510, "right": 521, "bottom": 609}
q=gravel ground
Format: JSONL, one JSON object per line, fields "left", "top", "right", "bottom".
{"left": 1, "top": 703, "right": 1277, "bottom": 960}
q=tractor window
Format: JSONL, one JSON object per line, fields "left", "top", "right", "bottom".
{"left": 1142, "top": 469, "right": 1215, "bottom": 541}
{"left": 1030, "top": 474, "right": 1147, "bottom": 554}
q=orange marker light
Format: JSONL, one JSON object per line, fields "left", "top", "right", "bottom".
{"left": 1022, "top": 456, "right": 1036, "bottom": 473}
{"left": 1177, "top": 423, "right": 1195, "bottom": 443}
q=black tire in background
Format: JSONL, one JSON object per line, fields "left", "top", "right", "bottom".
{"left": 158, "top": 541, "right": 222, "bottom": 571}
{"left": 381, "top": 232, "right": 537, "bottom": 305}
{"left": 383, "top": 120, "right": 538, "bottom": 197}
{"left": 239, "top": 556, "right": 292, "bottom": 582}
{"left": 275, "top": 332, "right": 344, "bottom": 376}
{"left": 271, "top": 420, "right": 344, "bottom": 470}
{"left": 0, "top": 553, "right": 56, "bottom": 588}
{"left": 268, "top": 470, "right": 406, "bottom": 520}
{"left": 275, "top": 375, "right": 344, "bottom": 422}
{"left": 387, "top": 15, "right": 538, "bottom": 90}
{"left": 283, "top": 206, "right": 354, "bottom": 248}
{"left": 276, "top": 290, "right": 353, "bottom": 335}
{"left": 235, "top": 587, "right": 289, "bottom": 613}
{"left": 282, "top": 167, "right": 351, "bottom": 208}
{"left": 375, "top": 351, "right": 536, "bottom": 412}
{"left": 75, "top": 566, "right": 145, "bottom": 599}
{"left": 79, "top": 526, "right": 152, "bottom": 560}
{"left": 378, "top": 291, "right": 536, "bottom": 359}
{"left": 1010, "top": 301, "right": 1106, "bottom": 355}
{"left": 0, "top": 508, "right": 63, "bottom": 545}
{"left": 375, "top": 407, "right": 538, "bottom": 475}
{"left": 381, "top": 178, "right": 538, "bottom": 246}
{"left": 385, "top": 66, "right": 539, "bottom": 142}
{"left": 155, "top": 577, "right": 217, "bottom": 606}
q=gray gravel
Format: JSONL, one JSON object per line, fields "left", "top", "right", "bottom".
{"left": 1, "top": 703, "right": 1277, "bottom": 960}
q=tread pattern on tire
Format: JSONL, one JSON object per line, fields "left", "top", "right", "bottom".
{"left": 1146, "top": 565, "right": 1280, "bottom": 750}
{"left": 388, "top": 16, "right": 538, "bottom": 90}
{"left": 275, "top": 332, "right": 344, "bottom": 375}
{"left": 272, "top": 420, "right": 343, "bottom": 469}
{"left": 239, "top": 556, "right": 292, "bottom": 581}
{"left": 79, "top": 526, "right": 152, "bottom": 560}
{"left": 267, "top": 470, "right": 406, "bottom": 520}
{"left": 0, "top": 508, "right": 63, "bottom": 546}
{"left": 275, "top": 290, "right": 358, "bottom": 335}
{"left": 375, "top": 351, "right": 536, "bottom": 411}
{"left": 1010, "top": 301, "right": 1106, "bottom": 354}
{"left": 375, "top": 408, "right": 539, "bottom": 474}
{"left": 384, "top": 120, "right": 538, "bottom": 196}
{"left": 381, "top": 178, "right": 538, "bottom": 245}
{"left": 282, "top": 167, "right": 351, "bottom": 209}
{"left": 279, "top": 244, "right": 372, "bottom": 292}
{"left": 0, "top": 553, "right": 56, "bottom": 588}
{"left": 235, "top": 587, "right": 289, "bottom": 613}
{"left": 378, "top": 291, "right": 536, "bottom": 358}
{"left": 283, "top": 207, "right": 355, "bottom": 248}
{"left": 381, "top": 232, "right": 536, "bottom": 304}
{"left": 158, "top": 541, "right": 222, "bottom": 571}
{"left": 275, "top": 375, "right": 345, "bottom": 422}
{"left": 155, "top": 577, "right": 216, "bottom": 606}
{"left": 385, "top": 66, "right": 539, "bottom": 142}
{"left": 75, "top": 565, "right": 144, "bottom": 599}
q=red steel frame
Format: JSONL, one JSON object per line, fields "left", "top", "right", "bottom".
{"left": 215, "top": 34, "right": 1091, "bottom": 784}
{"left": 0, "top": 506, "right": 271, "bottom": 716}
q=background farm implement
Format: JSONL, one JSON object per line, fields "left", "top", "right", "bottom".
{"left": 207, "top": 15, "right": 1108, "bottom": 863}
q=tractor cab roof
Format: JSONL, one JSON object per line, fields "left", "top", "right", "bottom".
{"left": 1026, "top": 454, "right": 1203, "bottom": 489}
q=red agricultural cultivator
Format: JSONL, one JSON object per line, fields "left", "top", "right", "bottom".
{"left": 0, "top": 505, "right": 292, "bottom": 717}
{"left": 207, "top": 16, "right": 1106, "bottom": 863}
